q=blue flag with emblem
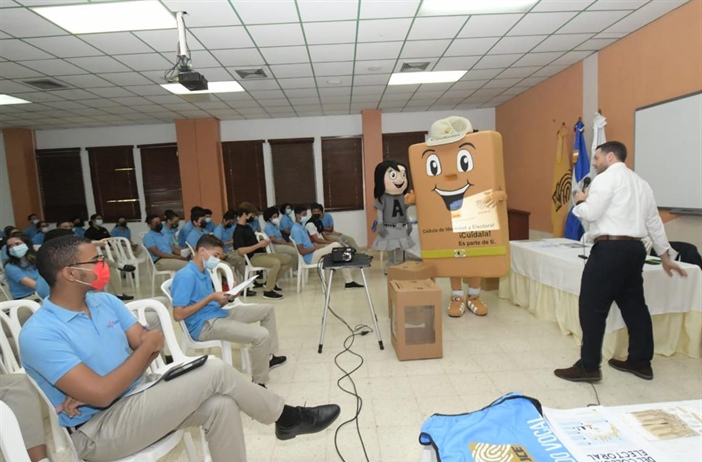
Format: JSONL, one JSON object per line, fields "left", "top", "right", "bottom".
{"left": 564, "top": 120, "right": 589, "bottom": 240}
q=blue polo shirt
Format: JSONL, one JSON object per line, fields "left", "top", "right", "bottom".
{"left": 143, "top": 230, "right": 172, "bottom": 262}
{"left": 280, "top": 215, "right": 294, "bottom": 233}
{"left": 23, "top": 225, "right": 39, "bottom": 239}
{"left": 186, "top": 229, "right": 206, "bottom": 249}
{"left": 110, "top": 226, "right": 131, "bottom": 240}
{"left": 291, "top": 222, "right": 314, "bottom": 264}
{"left": 4, "top": 261, "right": 39, "bottom": 299}
{"left": 264, "top": 222, "right": 283, "bottom": 240}
{"left": 161, "top": 226, "right": 178, "bottom": 247}
{"left": 32, "top": 232, "right": 45, "bottom": 246}
{"left": 171, "top": 261, "right": 228, "bottom": 339}
{"left": 35, "top": 275, "right": 49, "bottom": 299}
{"left": 19, "top": 292, "right": 140, "bottom": 427}
{"left": 178, "top": 221, "right": 195, "bottom": 248}
{"left": 322, "top": 213, "right": 334, "bottom": 229}
{"left": 247, "top": 218, "right": 261, "bottom": 232}
{"left": 204, "top": 220, "right": 215, "bottom": 232}
{"left": 213, "top": 224, "right": 236, "bottom": 252}
{"left": 73, "top": 227, "right": 86, "bottom": 237}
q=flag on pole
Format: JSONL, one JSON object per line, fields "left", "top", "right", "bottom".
{"left": 564, "top": 119, "right": 589, "bottom": 240}
{"left": 550, "top": 124, "right": 571, "bottom": 237}
{"left": 590, "top": 111, "right": 607, "bottom": 180}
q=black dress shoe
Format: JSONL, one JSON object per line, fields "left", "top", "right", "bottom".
{"left": 344, "top": 281, "right": 364, "bottom": 289}
{"left": 608, "top": 359, "right": 653, "bottom": 380}
{"left": 275, "top": 405, "right": 341, "bottom": 441}
{"left": 118, "top": 265, "right": 136, "bottom": 272}
{"left": 554, "top": 361, "right": 602, "bottom": 383}
{"left": 116, "top": 294, "right": 135, "bottom": 301}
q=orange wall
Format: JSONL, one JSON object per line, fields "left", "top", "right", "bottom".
{"left": 362, "top": 109, "right": 383, "bottom": 246}
{"left": 2, "top": 128, "right": 42, "bottom": 226}
{"left": 496, "top": 63, "right": 583, "bottom": 232}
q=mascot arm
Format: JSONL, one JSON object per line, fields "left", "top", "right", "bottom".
{"left": 404, "top": 189, "right": 416, "bottom": 206}
{"left": 484, "top": 189, "right": 507, "bottom": 208}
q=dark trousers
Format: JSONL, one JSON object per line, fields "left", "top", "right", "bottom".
{"left": 579, "top": 240, "right": 653, "bottom": 370}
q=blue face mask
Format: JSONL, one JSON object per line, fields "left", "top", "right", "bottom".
{"left": 204, "top": 217, "right": 212, "bottom": 223}
{"left": 301, "top": 215, "right": 309, "bottom": 225}
{"left": 203, "top": 250, "right": 220, "bottom": 270}
{"left": 9, "top": 244, "right": 28, "bottom": 258}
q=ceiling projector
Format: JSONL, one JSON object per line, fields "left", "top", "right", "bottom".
{"left": 178, "top": 70, "right": 208, "bottom": 91}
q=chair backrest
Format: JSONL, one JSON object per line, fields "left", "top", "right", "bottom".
{"left": 125, "top": 299, "right": 187, "bottom": 366}
{"left": 208, "top": 262, "right": 234, "bottom": 292}
{"left": 0, "top": 310, "right": 21, "bottom": 373}
{"left": 97, "top": 241, "right": 115, "bottom": 263}
{"left": 255, "top": 231, "right": 273, "bottom": 254}
{"left": 161, "top": 279, "right": 173, "bottom": 303}
{"left": 108, "top": 237, "right": 136, "bottom": 263}
{"left": 186, "top": 242, "right": 195, "bottom": 256}
{"left": 138, "top": 231, "right": 147, "bottom": 239}
{"left": 141, "top": 243, "right": 157, "bottom": 272}
{"left": 0, "top": 300, "right": 40, "bottom": 350}
{"left": 0, "top": 400, "right": 32, "bottom": 462}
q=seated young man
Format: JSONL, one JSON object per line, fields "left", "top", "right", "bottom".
{"left": 178, "top": 206, "right": 204, "bottom": 248}
{"left": 172, "top": 235, "right": 286, "bottom": 385}
{"left": 31, "top": 220, "right": 50, "bottom": 246}
{"left": 23, "top": 213, "right": 41, "bottom": 239}
{"left": 290, "top": 205, "right": 363, "bottom": 289}
{"left": 233, "top": 203, "right": 292, "bottom": 300}
{"left": 161, "top": 210, "right": 181, "bottom": 248}
{"left": 143, "top": 214, "right": 188, "bottom": 272}
{"left": 310, "top": 203, "right": 360, "bottom": 250}
{"left": 278, "top": 203, "right": 295, "bottom": 241}
{"left": 262, "top": 207, "right": 298, "bottom": 271}
{"left": 186, "top": 209, "right": 209, "bottom": 250}
{"left": 203, "top": 208, "right": 216, "bottom": 233}
{"left": 19, "top": 235, "right": 340, "bottom": 462}
{"left": 214, "top": 210, "right": 247, "bottom": 281}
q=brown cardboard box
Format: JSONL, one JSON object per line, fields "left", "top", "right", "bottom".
{"left": 387, "top": 261, "right": 436, "bottom": 316}
{"left": 389, "top": 279, "right": 443, "bottom": 361}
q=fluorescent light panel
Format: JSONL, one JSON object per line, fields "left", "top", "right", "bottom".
{"left": 388, "top": 71, "right": 467, "bottom": 85}
{"left": 420, "top": 0, "right": 538, "bottom": 15}
{"left": 0, "top": 94, "right": 31, "bottom": 105}
{"left": 161, "top": 81, "right": 245, "bottom": 95}
{"left": 32, "top": 1, "right": 176, "bottom": 34}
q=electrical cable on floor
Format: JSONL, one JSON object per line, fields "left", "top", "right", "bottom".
{"left": 316, "top": 260, "right": 372, "bottom": 462}
{"left": 587, "top": 382, "right": 602, "bottom": 407}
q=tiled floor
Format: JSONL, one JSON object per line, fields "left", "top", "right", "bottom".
{"left": 49, "top": 258, "right": 701, "bottom": 462}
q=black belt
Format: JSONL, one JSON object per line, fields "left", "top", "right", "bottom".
{"left": 67, "top": 421, "right": 85, "bottom": 435}
{"left": 594, "top": 235, "right": 639, "bottom": 243}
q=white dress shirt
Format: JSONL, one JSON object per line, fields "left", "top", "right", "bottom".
{"left": 574, "top": 162, "right": 672, "bottom": 256}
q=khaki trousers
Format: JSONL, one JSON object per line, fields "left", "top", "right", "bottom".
{"left": 198, "top": 303, "right": 279, "bottom": 384}
{"left": 224, "top": 250, "right": 247, "bottom": 281}
{"left": 311, "top": 242, "right": 354, "bottom": 283}
{"left": 70, "top": 358, "right": 284, "bottom": 462}
{"left": 154, "top": 258, "right": 188, "bottom": 272}
{"left": 250, "top": 253, "right": 292, "bottom": 291}
{"left": 0, "top": 373, "right": 46, "bottom": 450}
{"left": 271, "top": 243, "right": 299, "bottom": 271}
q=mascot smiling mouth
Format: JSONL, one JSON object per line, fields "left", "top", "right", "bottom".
{"left": 434, "top": 183, "right": 471, "bottom": 211}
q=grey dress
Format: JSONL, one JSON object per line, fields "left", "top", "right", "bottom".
{"left": 372, "top": 193, "right": 414, "bottom": 251}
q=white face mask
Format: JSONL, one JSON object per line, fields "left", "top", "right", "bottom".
{"left": 271, "top": 217, "right": 281, "bottom": 227}
{"left": 41, "top": 227, "right": 49, "bottom": 233}
{"left": 301, "top": 215, "right": 309, "bottom": 225}
{"left": 202, "top": 249, "right": 220, "bottom": 270}
{"left": 286, "top": 209, "right": 293, "bottom": 216}
{"left": 95, "top": 219, "right": 104, "bottom": 226}
{"left": 204, "top": 217, "right": 212, "bottom": 223}
{"left": 9, "top": 244, "right": 28, "bottom": 258}
{"left": 32, "top": 219, "right": 40, "bottom": 225}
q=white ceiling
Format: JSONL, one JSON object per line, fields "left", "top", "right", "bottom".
{"left": 0, "top": 0, "right": 689, "bottom": 130}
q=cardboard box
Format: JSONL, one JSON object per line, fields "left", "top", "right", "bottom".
{"left": 387, "top": 261, "right": 436, "bottom": 316}
{"left": 389, "top": 279, "right": 443, "bottom": 361}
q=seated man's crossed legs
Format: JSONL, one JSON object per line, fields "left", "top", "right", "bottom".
{"left": 250, "top": 252, "right": 293, "bottom": 298}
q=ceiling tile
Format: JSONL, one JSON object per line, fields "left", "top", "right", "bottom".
{"left": 557, "top": 10, "right": 631, "bottom": 34}
{"left": 355, "top": 41, "right": 403, "bottom": 60}
{"left": 352, "top": 73, "right": 390, "bottom": 86}
{"left": 56, "top": 74, "right": 113, "bottom": 88}
{"left": 532, "top": 33, "right": 594, "bottom": 52}
{"left": 231, "top": 0, "right": 300, "bottom": 24}
{"left": 134, "top": 30, "right": 204, "bottom": 54}
{"left": 496, "top": 66, "right": 542, "bottom": 78}
{"left": 313, "top": 61, "right": 354, "bottom": 76}
{"left": 240, "top": 80, "right": 282, "bottom": 91}
{"left": 360, "top": 0, "right": 419, "bottom": 19}
{"left": 277, "top": 77, "right": 316, "bottom": 89}
{"left": 316, "top": 76, "right": 352, "bottom": 88}
{"left": 400, "top": 40, "right": 450, "bottom": 59}
{"left": 352, "top": 85, "right": 386, "bottom": 94}
{"left": 70, "top": 56, "right": 130, "bottom": 73}
{"left": 303, "top": 21, "right": 357, "bottom": 45}
{"left": 87, "top": 87, "right": 135, "bottom": 98}
{"left": 490, "top": 35, "right": 547, "bottom": 54}
{"left": 114, "top": 53, "right": 173, "bottom": 72}
{"left": 520, "top": 76, "right": 548, "bottom": 86}
{"left": 464, "top": 68, "right": 504, "bottom": 80}
{"left": 354, "top": 59, "right": 396, "bottom": 74}
{"left": 501, "top": 86, "right": 530, "bottom": 96}
{"left": 432, "top": 56, "right": 480, "bottom": 71}
{"left": 531, "top": 0, "right": 593, "bottom": 12}
{"left": 587, "top": 0, "right": 648, "bottom": 11}
{"left": 532, "top": 64, "right": 569, "bottom": 78}
{"left": 49, "top": 88, "right": 101, "bottom": 100}
{"left": 211, "top": 48, "right": 265, "bottom": 67}
{"left": 513, "top": 51, "right": 564, "bottom": 67}
{"left": 318, "top": 86, "right": 352, "bottom": 96}
{"left": 483, "top": 77, "right": 524, "bottom": 89}
{"left": 309, "top": 44, "right": 355, "bottom": 62}
{"left": 1, "top": 90, "right": 65, "bottom": 102}
{"left": 80, "top": 98, "right": 123, "bottom": 108}
{"left": 188, "top": 50, "right": 221, "bottom": 68}
{"left": 508, "top": 12, "right": 579, "bottom": 36}
{"left": 444, "top": 37, "right": 499, "bottom": 56}
{"left": 162, "top": 0, "right": 241, "bottom": 26}
{"left": 189, "top": 26, "right": 254, "bottom": 50}
{"left": 268, "top": 63, "right": 313, "bottom": 78}
{"left": 260, "top": 46, "right": 310, "bottom": 65}
{"left": 408, "top": 16, "right": 468, "bottom": 40}
{"left": 21, "top": 59, "right": 86, "bottom": 75}
{"left": 473, "top": 54, "right": 522, "bottom": 69}
{"left": 298, "top": 0, "right": 359, "bottom": 21}
{"left": 0, "top": 79, "right": 35, "bottom": 93}
{"left": 604, "top": 0, "right": 687, "bottom": 34}
{"left": 0, "top": 1, "right": 20, "bottom": 7}
{"left": 458, "top": 14, "right": 523, "bottom": 38}
{"left": 98, "top": 72, "right": 153, "bottom": 86}
{"left": 248, "top": 23, "right": 305, "bottom": 47}
{"left": 194, "top": 101, "right": 230, "bottom": 109}
{"left": 575, "top": 37, "right": 618, "bottom": 51}
{"left": 194, "top": 67, "right": 236, "bottom": 81}
{"left": 0, "top": 8, "right": 69, "bottom": 37}
{"left": 549, "top": 50, "right": 593, "bottom": 66}
{"left": 0, "top": 39, "right": 54, "bottom": 60}
{"left": 81, "top": 32, "right": 153, "bottom": 55}
{"left": 114, "top": 96, "right": 153, "bottom": 106}
{"left": 284, "top": 88, "right": 318, "bottom": 97}
{"left": 23, "top": 36, "right": 102, "bottom": 58}
{"left": 451, "top": 79, "right": 488, "bottom": 90}
{"left": 123, "top": 85, "right": 171, "bottom": 96}
{"left": 357, "top": 18, "right": 413, "bottom": 42}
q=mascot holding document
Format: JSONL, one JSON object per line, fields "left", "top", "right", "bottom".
{"left": 407, "top": 117, "right": 510, "bottom": 318}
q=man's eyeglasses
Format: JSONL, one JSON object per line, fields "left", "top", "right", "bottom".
{"left": 70, "top": 255, "right": 105, "bottom": 267}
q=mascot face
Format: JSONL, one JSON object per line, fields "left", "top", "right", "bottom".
{"left": 384, "top": 165, "right": 408, "bottom": 195}
{"left": 423, "top": 141, "right": 477, "bottom": 211}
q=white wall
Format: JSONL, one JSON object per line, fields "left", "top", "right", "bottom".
{"left": 0, "top": 133, "right": 16, "bottom": 228}
{"left": 35, "top": 123, "right": 176, "bottom": 149}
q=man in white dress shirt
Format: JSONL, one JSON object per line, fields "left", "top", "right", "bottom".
{"left": 555, "top": 141, "right": 686, "bottom": 383}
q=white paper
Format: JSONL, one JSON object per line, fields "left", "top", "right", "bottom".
{"left": 619, "top": 405, "right": 702, "bottom": 441}
{"left": 450, "top": 189, "right": 500, "bottom": 233}
{"left": 225, "top": 275, "right": 259, "bottom": 297}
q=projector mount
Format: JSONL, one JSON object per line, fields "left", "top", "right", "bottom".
{"left": 163, "top": 11, "right": 208, "bottom": 91}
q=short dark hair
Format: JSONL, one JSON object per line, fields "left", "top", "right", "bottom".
{"left": 311, "top": 203, "right": 323, "bottom": 212}
{"left": 44, "top": 228, "right": 75, "bottom": 243}
{"left": 279, "top": 203, "right": 292, "bottom": 215}
{"left": 191, "top": 209, "right": 207, "bottom": 223}
{"left": 294, "top": 204, "right": 308, "bottom": 216}
{"left": 203, "top": 208, "right": 213, "bottom": 215}
{"left": 28, "top": 213, "right": 38, "bottom": 221}
{"left": 237, "top": 202, "right": 258, "bottom": 216}
{"left": 145, "top": 214, "right": 160, "bottom": 225}
{"left": 597, "top": 141, "right": 627, "bottom": 162}
{"left": 196, "top": 234, "right": 223, "bottom": 250}
{"left": 263, "top": 206, "right": 279, "bottom": 222}
{"left": 190, "top": 206, "right": 204, "bottom": 214}
{"left": 37, "top": 235, "right": 91, "bottom": 287}
{"left": 164, "top": 210, "right": 179, "bottom": 221}
{"left": 223, "top": 210, "right": 236, "bottom": 221}
{"left": 56, "top": 220, "right": 72, "bottom": 227}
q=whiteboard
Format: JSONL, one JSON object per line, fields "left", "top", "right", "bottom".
{"left": 634, "top": 92, "right": 702, "bottom": 211}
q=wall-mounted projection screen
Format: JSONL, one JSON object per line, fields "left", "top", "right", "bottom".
{"left": 634, "top": 91, "right": 702, "bottom": 212}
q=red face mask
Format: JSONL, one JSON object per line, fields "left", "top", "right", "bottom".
{"left": 73, "top": 261, "right": 111, "bottom": 291}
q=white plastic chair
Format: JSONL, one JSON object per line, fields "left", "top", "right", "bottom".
{"left": 289, "top": 238, "right": 324, "bottom": 293}
{"left": 0, "top": 400, "right": 31, "bottom": 462}
{"left": 160, "top": 279, "right": 238, "bottom": 370}
{"left": 0, "top": 299, "right": 40, "bottom": 351}
{"left": 138, "top": 231, "right": 147, "bottom": 240}
{"left": 0, "top": 270, "right": 11, "bottom": 301}
{"left": 108, "top": 237, "right": 146, "bottom": 290}
{"left": 141, "top": 244, "right": 176, "bottom": 297}
{"left": 256, "top": 231, "right": 293, "bottom": 279}
{"left": 243, "top": 253, "right": 269, "bottom": 300}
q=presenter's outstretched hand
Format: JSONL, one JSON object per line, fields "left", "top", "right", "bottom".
{"left": 661, "top": 254, "right": 687, "bottom": 278}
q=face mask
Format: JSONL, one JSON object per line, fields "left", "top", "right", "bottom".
{"left": 204, "top": 217, "right": 212, "bottom": 223}
{"left": 202, "top": 250, "right": 220, "bottom": 270}
{"left": 301, "top": 215, "right": 309, "bottom": 225}
{"left": 171, "top": 222, "right": 179, "bottom": 230}
{"left": 95, "top": 219, "right": 104, "bottom": 226}
{"left": 74, "top": 221, "right": 84, "bottom": 228}
{"left": 198, "top": 220, "right": 206, "bottom": 228}
{"left": 41, "top": 227, "right": 49, "bottom": 233}
{"left": 118, "top": 222, "right": 127, "bottom": 228}
{"left": 153, "top": 223, "right": 163, "bottom": 233}
{"left": 9, "top": 244, "right": 28, "bottom": 258}
{"left": 32, "top": 219, "right": 40, "bottom": 225}
{"left": 312, "top": 213, "right": 322, "bottom": 219}
{"left": 286, "top": 209, "right": 293, "bottom": 216}
{"left": 271, "top": 217, "right": 280, "bottom": 226}
{"left": 224, "top": 222, "right": 233, "bottom": 229}
{"left": 73, "top": 261, "right": 110, "bottom": 291}
{"left": 247, "top": 216, "right": 256, "bottom": 223}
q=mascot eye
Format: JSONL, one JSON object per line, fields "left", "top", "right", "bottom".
{"left": 389, "top": 170, "right": 398, "bottom": 180}
{"left": 401, "top": 170, "right": 407, "bottom": 179}
{"left": 426, "top": 154, "right": 442, "bottom": 176}
{"left": 457, "top": 150, "right": 474, "bottom": 173}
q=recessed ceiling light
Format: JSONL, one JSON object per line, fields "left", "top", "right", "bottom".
{"left": 32, "top": 0, "right": 176, "bottom": 34}
{"left": 161, "top": 81, "right": 245, "bottom": 95}
{"left": 0, "top": 94, "right": 31, "bottom": 105}
{"left": 368, "top": 66, "right": 382, "bottom": 72}
{"left": 327, "top": 79, "right": 343, "bottom": 85}
{"left": 420, "top": 0, "right": 538, "bottom": 15}
{"left": 388, "top": 71, "right": 467, "bottom": 85}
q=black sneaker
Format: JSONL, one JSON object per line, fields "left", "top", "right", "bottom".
{"left": 345, "top": 281, "right": 364, "bottom": 289}
{"left": 116, "top": 294, "right": 135, "bottom": 301}
{"left": 263, "top": 291, "right": 284, "bottom": 300}
{"left": 253, "top": 281, "right": 265, "bottom": 288}
{"left": 244, "top": 289, "right": 257, "bottom": 297}
{"left": 275, "top": 405, "right": 341, "bottom": 441}
{"left": 269, "top": 355, "right": 287, "bottom": 369}
{"left": 274, "top": 285, "right": 283, "bottom": 292}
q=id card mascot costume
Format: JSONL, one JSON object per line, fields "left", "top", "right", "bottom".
{"left": 372, "top": 160, "right": 415, "bottom": 268}
{"left": 407, "top": 117, "right": 510, "bottom": 318}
